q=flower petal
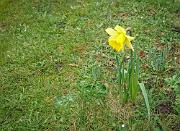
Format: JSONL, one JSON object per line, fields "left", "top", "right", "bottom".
{"left": 126, "top": 35, "right": 135, "bottom": 41}
{"left": 108, "top": 36, "right": 124, "bottom": 52}
{"left": 105, "top": 28, "right": 117, "bottom": 36}
{"left": 114, "top": 25, "right": 126, "bottom": 34}
{"left": 125, "top": 38, "right": 134, "bottom": 51}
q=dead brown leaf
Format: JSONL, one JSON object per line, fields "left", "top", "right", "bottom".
{"left": 68, "top": 63, "right": 78, "bottom": 67}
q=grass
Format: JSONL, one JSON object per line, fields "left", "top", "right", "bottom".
{"left": 0, "top": 0, "right": 180, "bottom": 130}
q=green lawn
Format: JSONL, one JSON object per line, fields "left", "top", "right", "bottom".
{"left": 1, "top": 0, "right": 180, "bottom": 130}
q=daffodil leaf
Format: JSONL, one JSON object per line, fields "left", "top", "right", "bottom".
{"left": 139, "top": 83, "right": 150, "bottom": 120}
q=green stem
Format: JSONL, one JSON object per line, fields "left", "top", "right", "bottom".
{"left": 116, "top": 52, "right": 128, "bottom": 103}
{"left": 116, "top": 54, "right": 122, "bottom": 87}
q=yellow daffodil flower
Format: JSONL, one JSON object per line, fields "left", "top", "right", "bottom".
{"left": 105, "top": 25, "right": 135, "bottom": 52}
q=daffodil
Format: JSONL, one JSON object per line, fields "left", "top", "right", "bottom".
{"left": 105, "top": 25, "right": 135, "bottom": 52}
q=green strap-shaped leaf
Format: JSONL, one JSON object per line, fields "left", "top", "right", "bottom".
{"left": 139, "top": 83, "right": 150, "bottom": 120}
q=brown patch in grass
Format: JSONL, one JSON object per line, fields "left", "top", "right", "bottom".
{"left": 139, "top": 50, "right": 146, "bottom": 58}
{"left": 172, "top": 122, "right": 180, "bottom": 131}
{"left": 155, "top": 101, "right": 174, "bottom": 115}
{"left": 106, "top": 58, "right": 116, "bottom": 68}
{"left": 44, "top": 96, "right": 54, "bottom": 103}
{"left": 0, "top": 22, "right": 9, "bottom": 30}
{"left": 117, "top": 12, "right": 129, "bottom": 17}
{"left": 107, "top": 88, "right": 133, "bottom": 121}
{"left": 155, "top": 38, "right": 166, "bottom": 51}
{"left": 147, "top": 7, "right": 156, "bottom": 16}
{"left": 72, "top": 44, "right": 89, "bottom": 56}
{"left": 167, "top": 42, "right": 180, "bottom": 67}
{"left": 113, "top": 12, "right": 129, "bottom": 20}
{"left": 95, "top": 51, "right": 109, "bottom": 63}
{"left": 68, "top": 121, "right": 77, "bottom": 131}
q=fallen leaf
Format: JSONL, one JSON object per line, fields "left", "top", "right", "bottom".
{"left": 68, "top": 63, "right": 78, "bottom": 67}
{"left": 140, "top": 50, "right": 146, "bottom": 58}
